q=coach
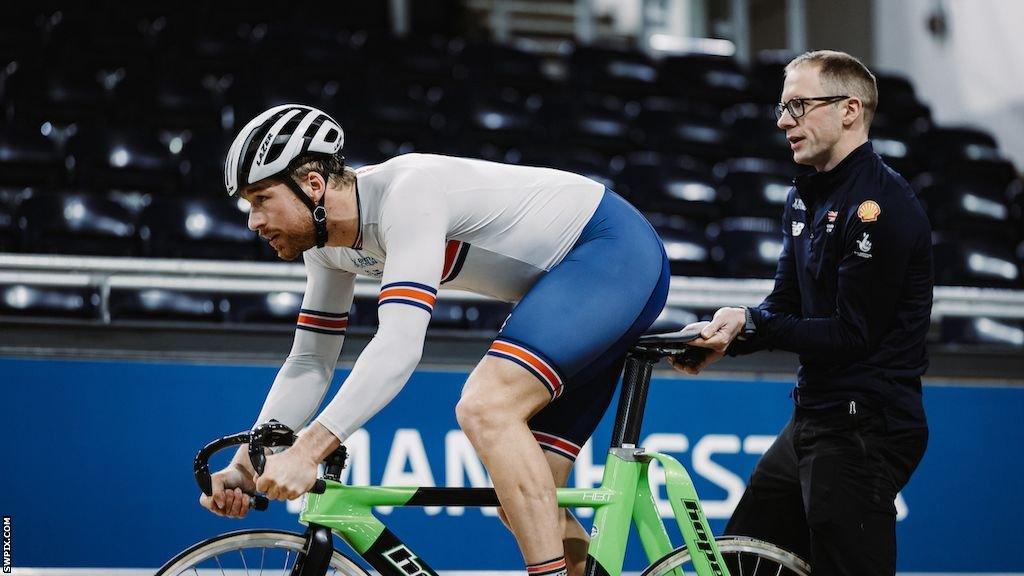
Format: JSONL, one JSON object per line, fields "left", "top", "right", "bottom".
{"left": 672, "top": 50, "right": 933, "bottom": 575}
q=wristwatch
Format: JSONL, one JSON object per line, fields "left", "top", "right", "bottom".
{"left": 737, "top": 307, "right": 757, "bottom": 341}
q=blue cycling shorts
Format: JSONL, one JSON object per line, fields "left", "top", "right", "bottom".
{"left": 485, "top": 189, "right": 670, "bottom": 460}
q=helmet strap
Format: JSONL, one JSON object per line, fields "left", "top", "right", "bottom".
{"left": 283, "top": 174, "right": 329, "bottom": 248}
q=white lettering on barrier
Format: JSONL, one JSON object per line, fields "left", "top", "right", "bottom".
{"left": 640, "top": 433, "right": 690, "bottom": 518}
{"left": 380, "top": 429, "right": 440, "bottom": 515}
{"left": 445, "top": 430, "right": 498, "bottom": 517}
{"left": 692, "top": 435, "right": 745, "bottom": 518}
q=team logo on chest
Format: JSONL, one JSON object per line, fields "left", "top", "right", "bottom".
{"left": 857, "top": 200, "right": 881, "bottom": 222}
{"left": 854, "top": 232, "right": 873, "bottom": 258}
{"left": 793, "top": 197, "right": 807, "bottom": 211}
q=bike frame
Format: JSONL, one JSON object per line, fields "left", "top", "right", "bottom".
{"left": 299, "top": 445, "right": 729, "bottom": 576}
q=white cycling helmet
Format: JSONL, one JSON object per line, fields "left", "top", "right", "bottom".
{"left": 224, "top": 104, "right": 345, "bottom": 247}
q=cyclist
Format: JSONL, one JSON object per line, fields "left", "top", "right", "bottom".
{"left": 201, "top": 104, "right": 670, "bottom": 576}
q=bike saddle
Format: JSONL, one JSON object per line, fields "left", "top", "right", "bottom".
{"left": 632, "top": 321, "right": 711, "bottom": 364}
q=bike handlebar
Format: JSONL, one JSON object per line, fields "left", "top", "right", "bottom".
{"left": 193, "top": 421, "right": 326, "bottom": 513}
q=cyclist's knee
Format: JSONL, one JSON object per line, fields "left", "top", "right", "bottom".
{"left": 455, "top": 393, "right": 507, "bottom": 440}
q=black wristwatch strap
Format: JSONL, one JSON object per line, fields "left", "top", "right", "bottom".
{"left": 738, "top": 306, "right": 757, "bottom": 340}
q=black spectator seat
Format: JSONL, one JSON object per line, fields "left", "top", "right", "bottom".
{"left": 647, "top": 110, "right": 731, "bottom": 164}
{"left": 919, "top": 126, "right": 1005, "bottom": 171}
{"left": 228, "top": 291, "right": 303, "bottom": 325}
{"left": 723, "top": 103, "right": 791, "bottom": 161}
{"left": 570, "top": 45, "right": 660, "bottom": 99}
{"left": 141, "top": 196, "right": 256, "bottom": 260}
{"left": 554, "top": 92, "right": 644, "bottom": 156}
{"left": 519, "top": 146, "right": 620, "bottom": 191}
{"left": 940, "top": 317, "right": 1024, "bottom": 347}
{"left": 430, "top": 300, "right": 475, "bottom": 330}
{"left": 359, "top": 78, "right": 449, "bottom": 150}
{"left": 870, "top": 128, "right": 923, "bottom": 179}
{"left": 0, "top": 199, "right": 15, "bottom": 252}
{"left": 0, "top": 186, "right": 36, "bottom": 252}
{"left": 461, "top": 41, "right": 549, "bottom": 91}
{"left": 0, "top": 123, "right": 66, "bottom": 189}
{"left": 620, "top": 154, "right": 719, "bottom": 220}
{"left": 660, "top": 53, "right": 754, "bottom": 109}
{"left": 717, "top": 157, "right": 797, "bottom": 218}
{"left": 0, "top": 283, "right": 101, "bottom": 319}
{"left": 109, "top": 287, "right": 226, "bottom": 322}
{"left": 19, "top": 192, "right": 138, "bottom": 256}
{"left": 363, "top": 33, "right": 459, "bottom": 89}
{"left": 68, "top": 126, "right": 182, "bottom": 194}
{"left": 749, "top": 51, "right": 789, "bottom": 103}
{"left": 873, "top": 72, "right": 931, "bottom": 131}
{"left": 456, "top": 87, "right": 547, "bottom": 150}
{"left": 647, "top": 212, "right": 714, "bottom": 277}
{"left": 708, "top": 216, "right": 782, "bottom": 278}
{"left": 917, "top": 175, "right": 1015, "bottom": 245}
{"left": 932, "top": 235, "right": 1022, "bottom": 289}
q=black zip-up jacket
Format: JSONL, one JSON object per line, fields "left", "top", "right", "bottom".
{"left": 728, "top": 142, "right": 933, "bottom": 428}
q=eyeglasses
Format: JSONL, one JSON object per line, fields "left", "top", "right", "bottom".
{"left": 774, "top": 96, "right": 849, "bottom": 120}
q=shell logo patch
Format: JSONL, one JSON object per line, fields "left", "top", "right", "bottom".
{"left": 857, "top": 200, "right": 881, "bottom": 222}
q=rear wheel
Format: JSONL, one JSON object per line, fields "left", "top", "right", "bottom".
{"left": 643, "top": 536, "right": 810, "bottom": 576}
{"left": 156, "top": 529, "right": 369, "bottom": 576}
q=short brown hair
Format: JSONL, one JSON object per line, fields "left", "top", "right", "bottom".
{"left": 287, "top": 152, "right": 356, "bottom": 189}
{"left": 785, "top": 50, "right": 878, "bottom": 128}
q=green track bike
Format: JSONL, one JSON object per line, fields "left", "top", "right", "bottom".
{"left": 158, "top": 325, "right": 810, "bottom": 576}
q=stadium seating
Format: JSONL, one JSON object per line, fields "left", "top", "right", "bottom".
{"left": 19, "top": 192, "right": 138, "bottom": 256}
{"left": 0, "top": 283, "right": 101, "bottom": 319}
{"left": 932, "top": 234, "right": 1022, "bottom": 289}
{"left": 708, "top": 216, "right": 783, "bottom": 279}
{"left": 140, "top": 196, "right": 257, "bottom": 260}
{"left": 0, "top": 5, "right": 1021, "bottom": 344}
{"left": 108, "top": 287, "right": 227, "bottom": 322}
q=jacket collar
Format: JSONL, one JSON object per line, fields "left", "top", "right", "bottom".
{"left": 793, "top": 141, "right": 874, "bottom": 201}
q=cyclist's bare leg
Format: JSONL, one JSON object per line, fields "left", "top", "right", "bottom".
{"left": 497, "top": 452, "right": 588, "bottom": 576}
{"left": 457, "top": 355, "right": 567, "bottom": 566}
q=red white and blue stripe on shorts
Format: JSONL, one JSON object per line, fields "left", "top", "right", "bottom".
{"left": 296, "top": 309, "right": 348, "bottom": 335}
{"left": 486, "top": 338, "right": 565, "bottom": 399}
{"left": 532, "top": 431, "right": 582, "bottom": 461}
{"left": 378, "top": 281, "right": 437, "bottom": 314}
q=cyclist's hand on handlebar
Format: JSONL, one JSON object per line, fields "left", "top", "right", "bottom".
{"left": 200, "top": 461, "right": 258, "bottom": 518}
{"left": 253, "top": 446, "right": 319, "bottom": 501}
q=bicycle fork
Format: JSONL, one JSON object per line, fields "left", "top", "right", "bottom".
{"left": 292, "top": 523, "right": 335, "bottom": 576}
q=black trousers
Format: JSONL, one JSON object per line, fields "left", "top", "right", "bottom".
{"left": 725, "top": 402, "right": 928, "bottom": 576}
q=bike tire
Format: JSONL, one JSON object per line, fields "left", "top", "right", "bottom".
{"left": 642, "top": 535, "right": 811, "bottom": 576}
{"left": 156, "top": 528, "right": 370, "bottom": 576}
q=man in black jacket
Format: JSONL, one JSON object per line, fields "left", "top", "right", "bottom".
{"left": 672, "top": 51, "right": 932, "bottom": 575}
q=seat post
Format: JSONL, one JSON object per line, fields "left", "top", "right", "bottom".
{"left": 609, "top": 350, "right": 656, "bottom": 449}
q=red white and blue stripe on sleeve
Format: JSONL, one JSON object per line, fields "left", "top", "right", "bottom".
{"left": 296, "top": 309, "right": 349, "bottom": 335}
{"left": 378, "top": 281, "right": 438, "bottom": 314}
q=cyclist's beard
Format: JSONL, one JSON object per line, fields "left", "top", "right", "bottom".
{"left": 274, "top": 210, "right": 317, "bottom": 261}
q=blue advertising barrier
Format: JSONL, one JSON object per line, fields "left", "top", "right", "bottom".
{"left": 1, "top": 357, "right": 1022, "bottom": 572}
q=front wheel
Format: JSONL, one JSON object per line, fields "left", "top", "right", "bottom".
{"left": 643, "top": 536, "right": 810, "bottom": 576}
{"left": 156, "top": 529, "right": 370, "bottom": 576}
